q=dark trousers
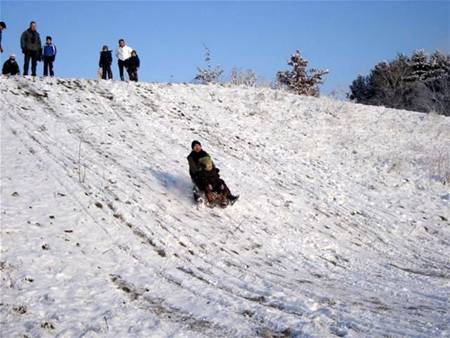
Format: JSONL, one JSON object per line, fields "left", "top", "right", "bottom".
{"left": 128, "top": 69, "right": 138, "bottom": 82}
{"left": 101, "top": 64, "right": 113, "bottom": 79}
{"left": 43, "top": 56, "right": 54, "bottom": 77}
{"left": 23, "top": 51, "right": 39, "bottom": 76}
{"left": 205, "top": 179, "right": 232, "bottom": 204}
{"left": 118, "top": 59, "right": 127, "bottom": 80}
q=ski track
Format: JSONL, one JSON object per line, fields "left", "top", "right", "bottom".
{"left": 1, "top": 77, "right": 449, "bottom": 338}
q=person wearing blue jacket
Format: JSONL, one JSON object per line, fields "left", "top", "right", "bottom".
{"left": 43, "top": 36, "right": 56, "bottom": 77}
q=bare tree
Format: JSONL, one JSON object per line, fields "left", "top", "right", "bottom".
{"left": 370, "top": 56, "right": 413, "bottom": 109}
{"left": 413, "top": 76, "right": 450, "bottom": 116}
{"left": 194, "top": 45, "right": 224, "bottom": 84}
{"left": 230, "top": 67, "right": 257, "bottom": 86}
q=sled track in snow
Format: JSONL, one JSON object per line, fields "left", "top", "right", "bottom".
{"left": 1, "top": 77, "right": 449, "bottom": 337}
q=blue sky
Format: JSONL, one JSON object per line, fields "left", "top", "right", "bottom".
{"left": 1, "top": 1, "right": 449, "bottom": 95}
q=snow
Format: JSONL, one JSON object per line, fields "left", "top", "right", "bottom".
{"left": 1, "top": 76, "right": 449, "bottom": 337}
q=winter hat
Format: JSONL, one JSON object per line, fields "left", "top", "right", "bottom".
{"left": 102, "top": 45, "right": 108, "bottom": 51}
{"left": 0, "top": 22, "right": 6, "bottom": 29}
{"left": 191, "top": 140, "right": 201, "bottom": 149}
{"left": 199, "top": 156, "right": 213, "bottom": 171}
{"left": 9, "top": 54, "right": 15, "bottom": 59}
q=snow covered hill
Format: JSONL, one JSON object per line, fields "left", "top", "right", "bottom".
{"left": 1, "top": 76, "right": 449, "bottom": 338}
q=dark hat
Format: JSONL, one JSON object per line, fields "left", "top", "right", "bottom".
{"left": 191, "top": 140, "right": 201, "bottom": 149}
{"left": 46, "top": 36, "right": 52, "bottom": 40}
{"left": 0, "top": 22, "right": 6, "bottom": 29}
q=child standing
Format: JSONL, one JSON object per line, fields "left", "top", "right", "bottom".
{"left": 43, "top": 36, "right": 56, "bottom": 77}
{"left": 99, "top": 45, "right": 113, "bottom": 80}
{"left": 127, "top": 50, "right": 140, "bottom": 82}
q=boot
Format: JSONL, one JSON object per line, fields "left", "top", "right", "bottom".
{"left": 228, "top": 195, "right": 239, "bottom": 205}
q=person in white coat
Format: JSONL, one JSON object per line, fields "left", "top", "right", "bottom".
{"left": 116, "top": 38, "right": 133, "bottom": 81}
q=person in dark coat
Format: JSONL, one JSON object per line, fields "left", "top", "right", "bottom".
{"left": 187, "top": 140, "right": 210, "bottom": 184}
{"left": 99, "top": 45, "right": 113, "bottom": 80}
{"left": 0, "top": 21, "right": 6, "bottom": 53}
{"left": 187, "top": 140, "right": 238, "bottom": 205}
{"left": 20, "top": 21, "right": 42, "bottom": 76}
{"left": 43, "top": 36, "right": 56, "bottom": 77}
{"left": 127, "top": 50, "right": 140, "bottom": 82}
{"left": 187, "top": 140, "right": 211, "bottom": 202}
{"left": 2, "top": 54, "right": 20, "bottom": 75}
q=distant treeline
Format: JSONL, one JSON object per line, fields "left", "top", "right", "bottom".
{"left": 349, "top": 50, "right": 450, "bottom": 116}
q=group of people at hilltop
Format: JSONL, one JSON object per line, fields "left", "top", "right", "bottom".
{"left": 1, "top": 21, "right": 140, "bottom": 82}
{"left": 1, "top": 21, "right": 56, "bottom": 77}
{"left": 98, "top": 39, "right": 140, "bottom": 81}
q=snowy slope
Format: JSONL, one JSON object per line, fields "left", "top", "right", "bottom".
{"left": 1, "top": 76, "right": 449, "bottom": 338}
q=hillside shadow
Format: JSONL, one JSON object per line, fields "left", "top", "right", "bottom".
{"left": 148, "top": 168, "right": 193, "bottom": 201}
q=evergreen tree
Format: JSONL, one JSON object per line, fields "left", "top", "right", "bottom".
{"left": 276, "top": 50, "right": 328, "bottom": 96}
{"left": 407, "top": 49, "right": 431, "bottom": 81}
{"left": 428, "top": 50, "right": 450, "bottom": 80}
{"left": 348, "top": 74, "right": 374, "bottom": 102}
